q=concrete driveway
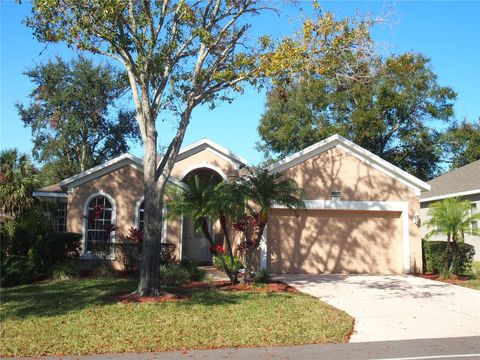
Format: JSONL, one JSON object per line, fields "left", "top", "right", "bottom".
{"left": 274, "top": 274, "right": 480, "bottom": 342}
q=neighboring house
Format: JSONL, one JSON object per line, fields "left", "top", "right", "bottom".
{"left": 420, "top": 160, "right": 480, "bottom": 260}
{"left": 34, "top": 134, "right": 430, "bottom": 274}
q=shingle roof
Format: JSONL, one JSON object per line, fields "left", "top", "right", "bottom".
{"left": 39, "top": 183, "right": 64, "bottom": 192}
{"left": 421, "top": 159, "right": 480, "bottom": 201}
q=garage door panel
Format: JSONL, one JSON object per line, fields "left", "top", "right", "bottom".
{"left": 268, "top": 209, "right": 403, "bottom": 274}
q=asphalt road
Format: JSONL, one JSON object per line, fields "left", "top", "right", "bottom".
{"left": 8, "top": 336, "right": 480, "bottom": 360}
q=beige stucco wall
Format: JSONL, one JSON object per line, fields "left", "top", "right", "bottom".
{"left": 67, "top": 165, "right": 144, "bottom": 239}
{"left": 270, "top": 146, "right": 423, "bottom": 273}
{"left": 66, "top": 148, "right": 240, "bottom": 260}
{"left": 171, "top": 150, "right": 239, "bottom": 180}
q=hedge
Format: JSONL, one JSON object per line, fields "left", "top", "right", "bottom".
{"left": 423, "top": 240, "right": 475, "bottom": 275}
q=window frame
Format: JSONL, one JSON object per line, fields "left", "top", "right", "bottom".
{"left": 82, "top": 192, "right": 116, "bottom": 256}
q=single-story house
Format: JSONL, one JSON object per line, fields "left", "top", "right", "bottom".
{"left": 34, "top": 134, "right": 430, "bottom": 274}
{"left": 420, "top": 159, "right": 480, "bottom": 260}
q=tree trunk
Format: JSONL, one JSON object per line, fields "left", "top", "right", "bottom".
{"left": 445, "top": 233, "right": 451, "bottom": 271}
{"left": 219, "top": 214, "right": 238, "bottom": 284}
{"left": 242, "top": 219, "right": 268, "bottom": 284}
{"left": 136, "top": 130, "right": 167, "bottom": 296}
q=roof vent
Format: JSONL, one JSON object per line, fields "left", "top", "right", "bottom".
{"left": 331, "top": 190, "right": 341, "bottom": 200}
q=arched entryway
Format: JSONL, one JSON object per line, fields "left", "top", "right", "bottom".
{"left": 181, "top": 167, "right": 224, "bottom": 264}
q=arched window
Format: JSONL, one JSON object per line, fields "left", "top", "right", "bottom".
{"left": 138, "top": 201, "right": 145, "bottom": 231}
{"left": 85, "top": 195, "right": 114, "bottom": 252}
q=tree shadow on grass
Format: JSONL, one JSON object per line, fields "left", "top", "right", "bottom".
{"left": 178, "top": 287, "right": 295, "bottom": 307}
{"left": 1, "top": 278, "right": 293, "bottom": 321}
{"left": 0, "top": 278, "right": 137, "bottom": 320}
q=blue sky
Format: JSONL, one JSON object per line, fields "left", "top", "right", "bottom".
{"left": 1, "top": 1, "right": 479, "bottom": 166}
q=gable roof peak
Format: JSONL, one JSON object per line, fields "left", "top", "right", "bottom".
{"left": 267, "top": 133, "right": 430, "bottom": 193}
{"left": 177, "top": 138, "right": 248, "bottom": 165}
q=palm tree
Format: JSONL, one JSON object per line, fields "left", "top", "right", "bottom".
{"left": 166, "top": 175, "right": 238, "bottom": 284}
{"left": 0, "top": 149, "right": 39, "bottom": 218}
{"left": 425, "top": 197, "right": 480, "bottom": 272}
{"left": 236, "top": 168, "right": 305, "bottom": 283}
{"left": 209, "top": 181, "right": 247, "bottom": 282}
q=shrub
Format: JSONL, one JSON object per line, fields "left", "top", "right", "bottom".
{"left": 94, "top": 263, "right": 117, "bottom": 278}
{"left": 0, "top": 255, "right": 35, "bottom": 287}
{"left": 254, "top": 269, "right": 271, "bottom": 284}
{"left": 179, "top": 259, "right": 206, "bottom": 281}
{"left": 159, "top": 243, "right": 176, "bottom": 265}
{"left": 213, "top": 255, "right": 244, "bottom": 274}
{"left": 4, "top": 206, "right": 52, "bottom": 257}
{"left": 52, "top": 259, "right": 78, "bottom": 281}
{"left": 115, "top": 242, "right": 141, "bottom": 272}
{"left": 160, "top": 263, "right": 190, "bottom": 286}
{"left": 29, "top": 232, "right": 82, "bottom": 273}
{"left": 423, "top": 240, "right": 475, "bottom": 275}
{"left": 470, "top": 261, "right": 480, "bottom": 279}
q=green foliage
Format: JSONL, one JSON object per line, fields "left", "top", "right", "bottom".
{"left": 114, "top": 228, "right": 143, "bottom": 272}
{"left": 238, "top": 168, "right": 305, "bottom": 218}
{"left": 3, "top": 206, "right": 50, "bottom": 257}
{"left": 234, "top": 168, "right": 304, "bottom": 283}
{"left": 17, "top": 56, "right": 139, "bottom": 183}
{"left": 0, "top": 149, "right": 39, "bottom": 218}
{"left": 0, "top": 256, "right": 35, "bottom": 287}
{"left": 426, "top": 198, "right": 480, "bottom": 243}
{"left": 213, "top": 255, "right": 244, "bottom": 274}
{"left": 470, "top": 261, "right": 480, "bottom": 279}
{"left": 52, "top": 259, "right": 78, "bottom": 281}
{"left": 179, "top": 259, "right": 206, "bottom": 282}
{"left": 443, "top": 119, "right": 480, "bottom": 170}
{"left": 114, "top": 243, "right": 141, "bottom": 273}
{"left": 1, "top": 216, "right": 81, "bottom": 286}
{"left": 423, "top": 240, "right": 475, "bottom": 275}
{"left": 258, "top": 53, "right": 456, "bottom": 180}
{"left": 94, "top": 263, "right": 117, "bottom": 279}
{"left": 29, "top": 232, "right": 82, "bottom": 273}
{"left": 159, "top": 263, "right": 191, "bottom": 286}
{"left": 254, "top": 269, "right": 271, "bottom": 284}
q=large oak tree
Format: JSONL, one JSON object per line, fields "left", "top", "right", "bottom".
{"left": 26, "top": 1, "right": 377, "bottom": 295}
{"left": 17, "top": 56, "right": 139, "bottom": 184}
{"left": 26, "top": 0, "right": 279, "bottom": 296}
{"left": 258, "top": 53, "right": 457, "bottom": 180}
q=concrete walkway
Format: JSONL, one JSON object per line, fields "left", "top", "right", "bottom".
{"left": 274, "top": 274, "right": 480, "bottom": 342}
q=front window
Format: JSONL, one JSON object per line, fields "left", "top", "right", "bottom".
{"left": 86, "top": 195, "right": 114, "bottom": 252}
{"left": 54, "top": 201, "right": 67, "bottom": 232}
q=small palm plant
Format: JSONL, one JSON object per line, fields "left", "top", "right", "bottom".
{"left": 209, "top": 181, "right": 246, "bottom": 282}
{"left": 426, "top": 197, "right": 480, "bottom": 273}
{"left": 235, "top": 168, "right": 305, "bottom": 283}
{"left": 166, "top": 175, "right": 239, "bottom": 284}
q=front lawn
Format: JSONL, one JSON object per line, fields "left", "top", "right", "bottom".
{"left": 0, "top": 278, "right": 353, "bottom": 357}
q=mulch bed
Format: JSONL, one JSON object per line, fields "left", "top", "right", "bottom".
{"left": 114, "top": 293, "right": 190, "bottom": 303}
{"left": 417, "top": 273, "right": 472, "bottom": 286}
{"left": 111, "top": 280, "right": 297, "bottom": 303}
{"left": 186, "top": 280, "right": 299, "bottom": 293}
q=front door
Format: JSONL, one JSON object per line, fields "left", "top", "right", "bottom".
{"left": 183, "top": 218, "right": 212, "bottom": 264}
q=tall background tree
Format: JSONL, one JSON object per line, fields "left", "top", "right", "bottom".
{"left": 26, "top": 1, "right": 378, "bottom": 295}
{"left": 443, "top": 119, "right": 480, "bottom": 170}
{"left": 17, "top": 56, "right": 139, "bottom": 184}
{"left": 258, "top": 53, "right": 457, "bottom": 180}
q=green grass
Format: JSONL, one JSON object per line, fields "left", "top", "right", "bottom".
{"left": 0, "top": 278, "right": 353, "bottom": 357}
{"left": 459, "top": 261, "right": 480, "bottom": 290}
